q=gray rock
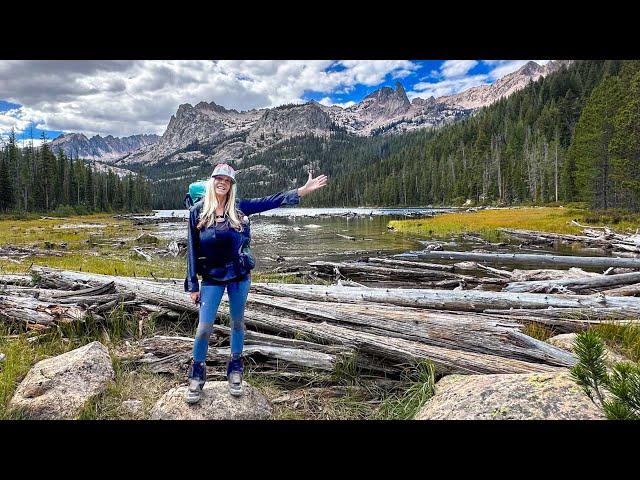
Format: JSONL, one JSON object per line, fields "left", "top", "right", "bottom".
{"left": 0, "top": 352, "right": 5, "bottom": 362}
{"left": 150, "top": 382, "right": 273, "bottom": 420}
{"left": 8, "top": 341, "right": 114, "bottom": 419}
{"left": 547, "top": 333, "right": 628, "bottom": 365}
{"left": 415, "top": 372, "right": 605, "bottom": 420}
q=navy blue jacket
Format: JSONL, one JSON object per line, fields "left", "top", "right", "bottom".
{"left": 184, "top": 189, "right": 300, "bottom": 292}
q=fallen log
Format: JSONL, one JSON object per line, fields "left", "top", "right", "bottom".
{"left": 0, "top": 274, "right": 34, "bottom": 286}
{"left": 43, "top": 281, "right": 116, "bottom": 299}
{"left": 508, "top": 267, "right": 601, "bottom": 282}
{"left": 244, "top": 293, "right": 574, "bottom": 367}
{"left": 360, "top": 257, "right": 454, "bottom": 272}
{"left": 0, "top": 245, "right": 66, "bottom": 258}
{"left": 484, "top": 306, "right": 640, "bottom": 334}
{"left": 310, "top": 261, "right": 464, "bottom": 279}
{"left": 139, "top": 335, "right": 341, "bottom": 371}
{"left": 309, "top": 261, "right": 506, "bottom": 285}
{"left": 498, "top": 228, "right": 612, "bottom": 247}
{"left": 409, "top": 250, "right": 640, "bottom": 269}
{"left": 504, "top": 271, "right": 640, "bottom": 293}
{"left": 32, "top": 267, "right": 197, "bottom": 314}
{"left": 600, "top": 283, "right": 640, "bottom": 297}
{"left": 612, "top": 243, "right": 640, "bottom": 254}
{"left": 0, "top": 294, "right": 86, "bottom": 327}
{"left": 131, "top": 247, "right": 153, "bottom": 261}
{"left": 239, "top": 309, "right": 565, "bottom": 375}
{"left": 252, "top": 283, "right": 640, "bottom": 312}
{"left": 211, "top": 324, "right": 353, "bottom": 356}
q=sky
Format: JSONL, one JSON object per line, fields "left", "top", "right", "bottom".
{"left": 0, "top": 60, "right": 548, "bottom": 147}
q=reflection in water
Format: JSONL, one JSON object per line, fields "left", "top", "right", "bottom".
{"left": 150, "top": 209, "right": 441, "bottom": 271}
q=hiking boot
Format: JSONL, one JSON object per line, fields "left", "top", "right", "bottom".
{"left": 227, "top": 354, "right": 244, "bottom": 397}
{"left": 184, "top": 360, "right": 206, "bottom": 404}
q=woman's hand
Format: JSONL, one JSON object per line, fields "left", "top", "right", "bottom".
{"left": 189, "top": 292, "right": 201, "bottom": 304}
{"left": 298, "top": 171, "right": 328, "bottom": 197}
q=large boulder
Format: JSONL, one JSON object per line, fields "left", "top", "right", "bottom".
{"left": 415, "top": 372, "right": 605, "bottom": 420}
{"left": 547, "top": 333, "right": 628, "bottom": 365}
{"left": 150, "top": 382, "right": 273, "bottom": 420}
{"left": 9, "top": 341, "right": 114, "bottom": 419}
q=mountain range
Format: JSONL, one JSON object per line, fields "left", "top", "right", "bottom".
{"left": 50, "top": 60, "right": 571, "bottom": 177}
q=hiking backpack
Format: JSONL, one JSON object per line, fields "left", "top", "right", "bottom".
{"left": 184, "top": 180, "right": 207, "bottom": 209}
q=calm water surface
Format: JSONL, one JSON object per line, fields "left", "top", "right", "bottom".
{"left": 148, "top": 207, "right": 452, "bottom": 270}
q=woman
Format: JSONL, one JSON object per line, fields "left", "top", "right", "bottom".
{"left": 184, "top": 162, "right": 327, "bottom": 403}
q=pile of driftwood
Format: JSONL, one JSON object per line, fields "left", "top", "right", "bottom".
{"left": 3, "top": 227, "right": 639, "bottom": 383}
{"left": 0, "top": 245, "right": 66, "bottom": 263}
{"left": 267, "top": 251, "right": 640, "bottom": 294}
{"left": 0, "top": 266, "right": 588, "bottom": 379}
{"left": 498, "top": 223, "right": 640, "bottom": 256}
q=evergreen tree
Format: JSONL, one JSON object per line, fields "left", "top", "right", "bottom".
{"left": 610, "top": 70, "right": 640, "bottom": 211}
{"left": 569, "top": 75, "right": 623, "bottom": 209}
{"left": 0, "top": 156, "right": 13, "bottom": 211}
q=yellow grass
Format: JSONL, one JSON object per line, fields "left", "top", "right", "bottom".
{"left": 0, "top": 213, "right": 186, "bottom": 278}
{"left": 388, "top": 207, "right": 640, "bottom": 240}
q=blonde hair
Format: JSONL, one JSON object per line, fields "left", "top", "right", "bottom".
{"left": 197, "top": 178, "right": 244, "bottom": 231}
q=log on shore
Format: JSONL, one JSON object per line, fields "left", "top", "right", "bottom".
{"left": 309, "top": 260, "right": 506, "bottom": 285}
{"left": 601, "top": 283, "right": 640, "bottom": 297}
{"left": 243, "top": 293, "right": 575, "bottom": 367}
{"left": 0, "top": 294, "right": 87, "bottom": 327}
{"left": 32, "top": 267, "right": 198, "bottom": 314}
{"left": 484, "top": 307, "right": 640, "bottom": 333}
{"left": 409, "top": 250, "right": 640, "bottom": 269}
{"left": 0, "top": 245, "right": 66, "bottom": 259}
{"left": 138, "top": 335, "right": 341, "bottom": 371}
{"left": 504, "top": 271, "right": 640, "bottom": 293}
{"left": 252, "top": 283, "right": 640, "bottom": 312}
{"left": 0, "top": 274, "right": 34, "bottom": 286}
{"left": 498, "top": 228, "right": 613, "bottom": 247}
{"left": 239, "top": 309, "right": 566, "bottom": 375}
{"left": 359, "top": 257, "right": 455, "bottom": 272}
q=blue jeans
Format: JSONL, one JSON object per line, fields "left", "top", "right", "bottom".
{"left": 192, "top": 277, "right": 251, "bottom": 362}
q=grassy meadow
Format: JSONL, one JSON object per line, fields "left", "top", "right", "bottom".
{"left": 388, "top": 206, "right": 640, "bottom": 241}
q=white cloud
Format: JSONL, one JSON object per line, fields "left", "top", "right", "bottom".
{"left": 318, "top": 97, "right": 356, "bottom": 109}
{"left": 410, "top": 74, "right": 490, "bottom": 98}
{"left": 440, "top": 60, "right": 478, "bottom": 78}
{"left": 0, "top": 107, "right": 42, "bottom": 137}
{"left": 0, "top": 60, "right": 419, "bottom": 138}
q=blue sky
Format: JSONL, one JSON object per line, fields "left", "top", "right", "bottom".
{"left": 0, "top": 60, "right": 545, "bottom": 145}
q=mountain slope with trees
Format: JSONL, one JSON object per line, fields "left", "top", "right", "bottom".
{"left": 230, "top": 60, "right": 639, "bottom": 212}
{"left": 0, "top": 132, "right": 152, "bottom": 214}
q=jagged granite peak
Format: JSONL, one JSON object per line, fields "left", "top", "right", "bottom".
{"left": 363, "top": 81, "right": 410, "bottom": 107}
{"left": 411, "top": 95, "right": 436, "bottom": 107}
{"left": 50, "top": 132, "right": 160, "bottom": 162}
{"left": 54, "top": 132, "right": 88, "bottom": 142}
{"left": 518, "top": 60, "right": 544, "bottom": 76}
{"left": 246, "top": 102, "right": 333, "bottom": 147}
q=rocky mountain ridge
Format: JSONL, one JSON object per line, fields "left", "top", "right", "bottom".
{"left": 50, "top": 132, "right": 160, "bottom": 161}
{"left": 59, "top": 61, "right": 572, "bottom": 169}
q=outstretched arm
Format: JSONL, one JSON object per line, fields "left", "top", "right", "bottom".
{"left": 238, "top": 172, "right": 328, "bottom": 215}
{"left": 297, "top": 171, "right": 328, "bottom": 197}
